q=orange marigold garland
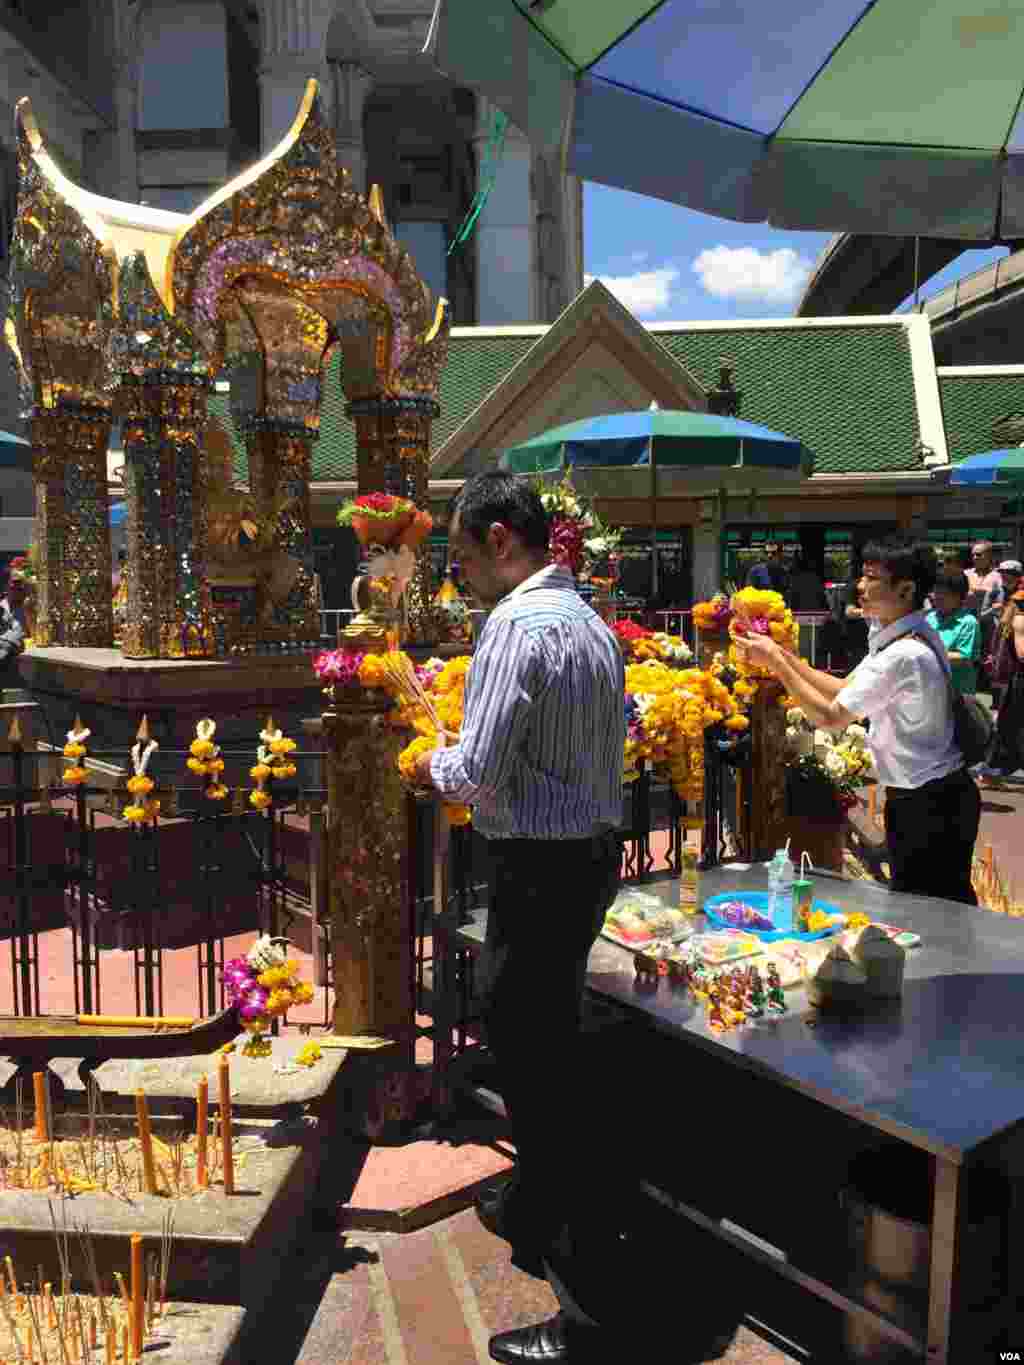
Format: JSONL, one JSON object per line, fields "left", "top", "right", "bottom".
{"left": 186, "top": 719, "right": 229, "bottom": 802}
{"left": 123, "top": 729, "right": 160, "bottom": 826}
{"left": 62, "top": 720, "right": 90, "bottom": 787}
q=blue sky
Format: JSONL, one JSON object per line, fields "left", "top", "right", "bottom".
{"left": 582, "top": 182, "right": 1007, "bottom": 322}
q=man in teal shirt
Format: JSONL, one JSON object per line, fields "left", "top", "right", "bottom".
{"left": 927, "top": 569, "right": 981, "bottom": 694}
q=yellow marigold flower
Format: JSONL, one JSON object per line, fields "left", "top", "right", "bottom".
{"left": 187, "top": 757, "right": 209, "bottom": 776}
{"left": 292, "top": 981, "right": 314, "bottom": 1005}
{"left": 295, "top": 1041, "right": 321, "bottom": 1067}
{"left": 63, "top": 742, "right": 86, "bottom": 758}
{"left": 206, "top": 783, "right": 229, "bottom": 801}
{"left": 273, "top": 762, "right": 297, "bottom": 779}
{"left": 62, "top": 766, "right": 88, "bottom": 785}
{"left": 126, "top": 775, "right": 154, "bottom": 796}
{"left": 145, "top": 799, "right": 161, "bottom": 820}
{"left": 725, "top": 714, "right": 749, "bottom": 732}
{"left": 250, "top": 763, "right": 272, "bottom": 781}
{"left": 123, "top": 803, "right": 147, "bottom": 824}
{"left": 219, "top": 1042, "right": 236, "bottom": 1055}
{"left": 398, "top": 735, "right": 435, "bottom": 783}
{"left": 250, "top": 789, "right": 272, "bottom": 810}
{"left": 266, "top": 987, "right": 294, "bottom": 1014}
{"left": 358, "top": 654, "right": 387, "bottom": 688}
{"left": 207, "top": 757, "right": 225, "bottom": 773}
{"left": 242, "top": 1036, "right": 273, "bottom": 1059}
{"left": 190, "top": 738, "right": 215, "bottom": 759}
{"left": 269, "top": 737, "right": 296, "bottom": 755}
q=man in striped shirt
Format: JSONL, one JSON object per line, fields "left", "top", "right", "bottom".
{"left": 415, "top": 473, "right": 625, "bottom": 1364}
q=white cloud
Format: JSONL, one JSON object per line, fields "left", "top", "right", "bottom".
{"left": 692, "top": 245, "right": 813, "bottom": 307}
{"left": 583, "top": 265, "right": 680, "bottom": 318}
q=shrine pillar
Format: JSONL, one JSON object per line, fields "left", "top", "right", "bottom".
{"left": 29, "top": 404, "right": 114, "bottom": 647}
{"left": 118, "top": 373, "right": 214, "bottom": 659}
{"left": 239, "top": 419, "right": 321, "bottom": 646}
{"left": 737, "top": 682, "right": 788, "bottom": 861}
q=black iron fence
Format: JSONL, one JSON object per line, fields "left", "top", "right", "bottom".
{"left": 0, "top": 740, "right": 328, "bottom": 1024}
{"left": 0, "top": 717, "right": 748, "bottom": 1089}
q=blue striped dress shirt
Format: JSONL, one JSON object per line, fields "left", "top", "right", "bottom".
{"left": 429, "top": 564, "right": 626, "bottom": 839}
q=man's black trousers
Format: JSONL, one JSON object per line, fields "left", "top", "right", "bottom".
{"left": 883, "top": 767, "right": 981, "bottom": 905}
{"left": 480, "top": 831, "right": 620, "bottom": 1268}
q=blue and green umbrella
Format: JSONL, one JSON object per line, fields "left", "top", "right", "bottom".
{"left": 426, "top": 0, "right": 1024, "bottom": 239}
{"left": 500, "top": 407, "right": 812, "bottom": 592}
{"left": 949, "top": 449, "right": 1024, "bottom": 488}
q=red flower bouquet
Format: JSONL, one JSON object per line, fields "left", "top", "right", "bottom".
{"left": 337, "top": 494, "right": 432, "bottom": 550}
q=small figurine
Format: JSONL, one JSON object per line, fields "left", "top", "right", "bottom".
{"left": 667, "top": 958, "right": 689, "bottom": 989}
{"left": 747, "top": 966, "right": 766, "bottom": 1015}
{"left": 634, "top": 951, "right": 659, "bottom": 987}
{"left": 707, "top": 988, "right": 727, "bottom": 1031}
{"left": 766, "top": 963, "right": 787, "bottom": 1012}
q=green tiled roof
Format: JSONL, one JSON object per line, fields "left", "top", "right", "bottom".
{"left": 443, "top": 321, "right": 923, "bottom": 479}
{"left": 938, "top": 372, "right": 1024, "bottom": 462}
{"left": 207, "top": 333, "right": 542, "bottom": 484}
{"left": 654, "top": 324, "right": 921, "bottom": 476}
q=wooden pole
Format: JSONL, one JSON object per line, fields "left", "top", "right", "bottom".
{"left": 195, "top": 1076, "right": 208, "bottom": 1189}
{"left": 217, "top": 1057, "right": 234, "bottom": 1195}
{"left": 129, "top": 1236, "right": 143, "bottom": 1362}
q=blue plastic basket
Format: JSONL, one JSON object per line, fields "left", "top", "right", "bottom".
{"left": 702, "top": 890, "right": 843, "bottom": 943}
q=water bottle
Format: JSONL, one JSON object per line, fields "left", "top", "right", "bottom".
{"left": 767, "top": 848, "right": 795, "bottom": 932}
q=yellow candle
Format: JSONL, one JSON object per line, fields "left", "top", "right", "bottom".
{"left": 129, "top": 1236, "right": 144, "bottom": 1361}
{"left": 196, "top": 1076, "right": 209, "bottom": 1189}
{"left": 32, "top": 1073, "right": 48, "bottom": 1142}
{"left": 218, "top": 1057, "right": 234, "bottom": 1195}
{"left": 134, "top": 1092, "right": 158, "bottom": 1196}
{"left": 121, "top": 1320, "right": 130, "bottom": 1363}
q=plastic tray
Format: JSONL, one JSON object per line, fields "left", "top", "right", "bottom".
{"left": 703, "top": 890, "right": 843, "bottom": 943}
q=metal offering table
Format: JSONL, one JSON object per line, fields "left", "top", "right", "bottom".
{"left": 447, "top": 866, "right": 1024, "bottom": 1362}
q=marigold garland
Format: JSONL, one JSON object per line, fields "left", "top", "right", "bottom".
{"left": 62, "top": 723, "right": 91, "bottom": 787}
{"left": 186, "top": 719, "right": 231, "bottom": 804}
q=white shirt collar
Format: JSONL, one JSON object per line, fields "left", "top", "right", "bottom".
{"left": 868, "top": 609, "right": 929, "bottom": 655}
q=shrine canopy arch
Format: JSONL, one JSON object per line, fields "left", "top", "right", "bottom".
{"left": 165, "top": 77, "right": 450, "bottom": 437}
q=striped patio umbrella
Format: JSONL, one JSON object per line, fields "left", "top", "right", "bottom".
{"left": 500, "top": 407, "right": 812, "bottom": 593}
{"left": 426, "top": 1, "right": 1024, "bottom": 239}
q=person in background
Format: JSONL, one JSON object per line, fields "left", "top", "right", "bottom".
{"left": 926, "top": 569, "right": 980, "bottom": 695}
{"left": 986, "top": 561, "right": 1022, "bottom": 709}
{"left": 787, "top": 550, "right": 828, "bottom": 612}
{"left": 978, "top": 587, "right": 1024, "bottom": 781}
{"left": 746, "top": 540, "right": 789, "bottom": 595}
{"left": 736, "top": 538, "right": 980, "bottom": 905}
{"left": 839, "top": 565, "right": 871, "bottom": 666}
{"left": 942, "top": 547, "right": 968, "bottom": 574}
{"left": 966, "top": 541, "right": 1001, "bottom": 616}
{"left": 0, "top": 568, "right": 25, "bottom": 685}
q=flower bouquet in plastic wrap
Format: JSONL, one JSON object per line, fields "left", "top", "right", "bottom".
{"left": 222, "top": 935, "right": 314, "bottom": 1058}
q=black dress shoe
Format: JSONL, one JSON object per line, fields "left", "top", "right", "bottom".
{"left": 490, "top": 1313, "right": 600, "bottom": 1363}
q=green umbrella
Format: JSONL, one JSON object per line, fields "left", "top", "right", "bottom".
{"left": 426, "top": 0, "right": 1024, "bottom": 238}
{"left": 501, "top": 407, "right": 812, "bottom": 593}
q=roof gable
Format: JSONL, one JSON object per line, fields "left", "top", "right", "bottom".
{"left": 430, "top": 280, "right": 708, "bottom": 475}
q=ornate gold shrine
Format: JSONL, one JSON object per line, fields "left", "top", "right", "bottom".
{"left": 5, "top": 79, "right": 450, "bottom": 658}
